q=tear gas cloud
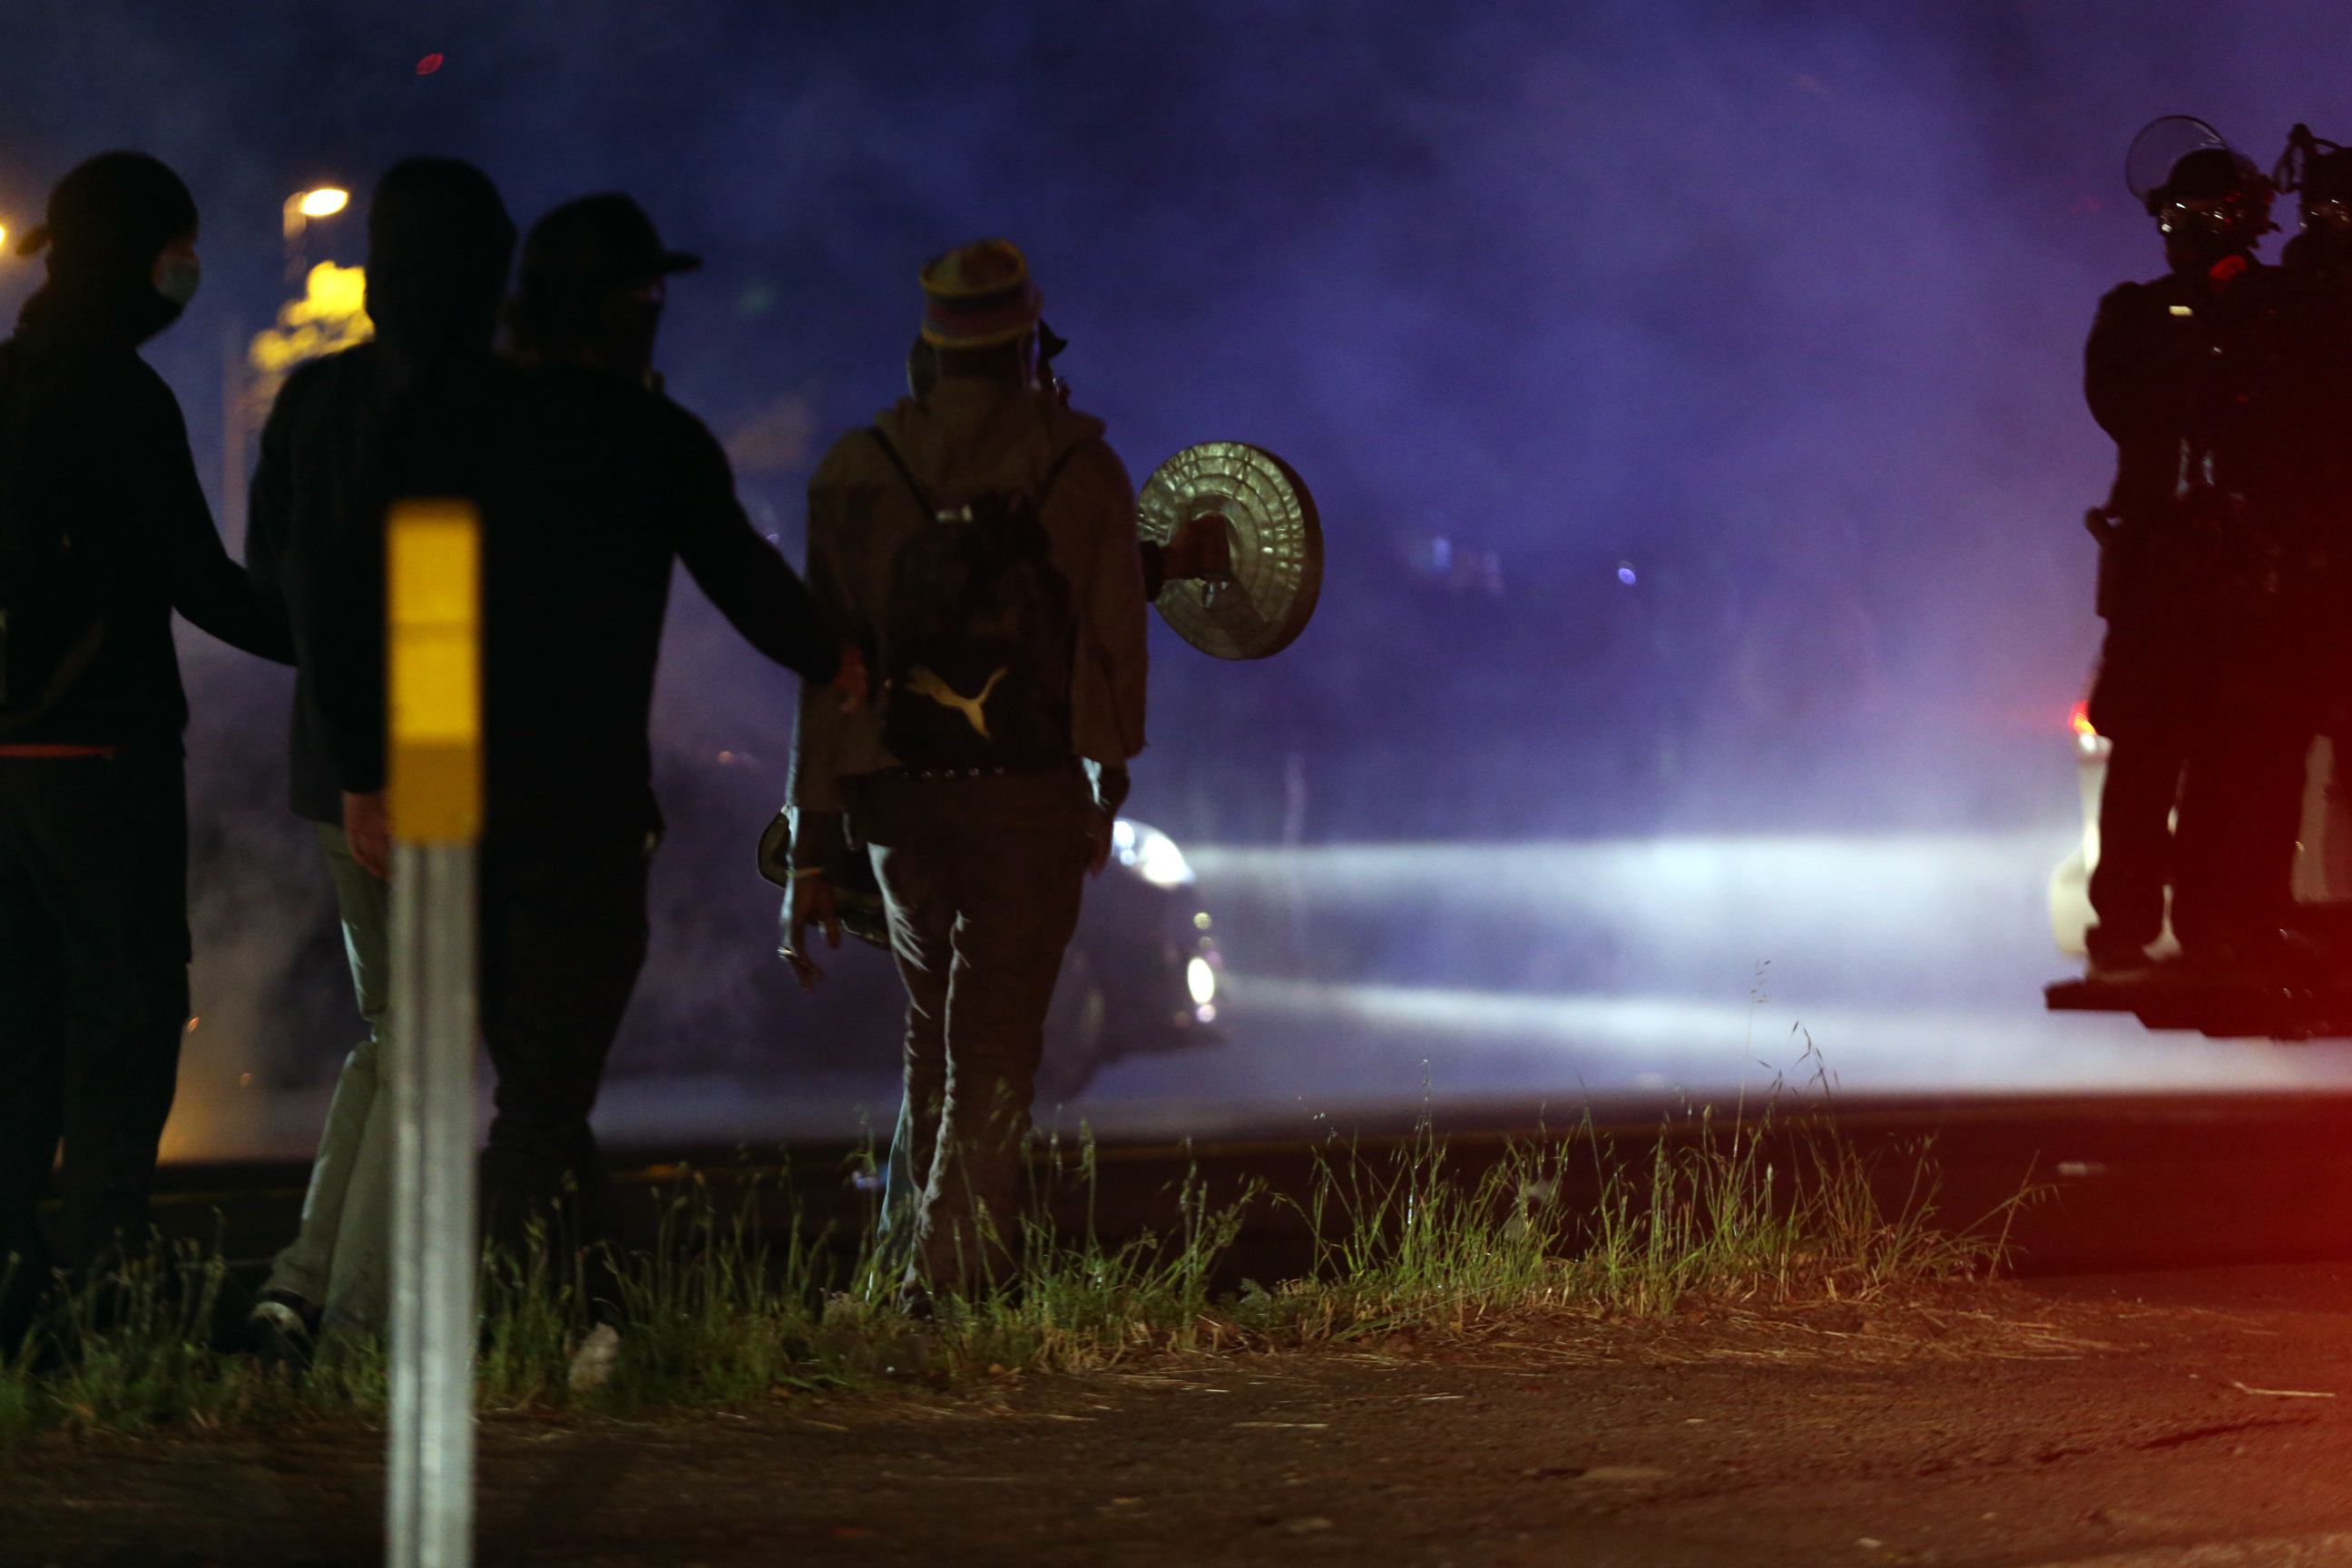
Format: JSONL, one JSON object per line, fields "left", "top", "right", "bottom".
{"left": 3, "top": 3, "right": 2347, "bottom": 1132}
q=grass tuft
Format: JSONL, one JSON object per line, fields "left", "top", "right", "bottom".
{"left": 0, "top": 1095, "right": 2021, "bottom": 1440}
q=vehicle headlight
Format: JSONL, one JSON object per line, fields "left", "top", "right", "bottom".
{"left": 1114, "top": 818, "right": 1194, "bottom": 888}
{"left": 1186, "top": 956, "right": 1217, "bottom": 1005}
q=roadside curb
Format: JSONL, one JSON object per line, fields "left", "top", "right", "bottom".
{"left": 2026, "top": 1534, "right": 2352, "bottom": 1567}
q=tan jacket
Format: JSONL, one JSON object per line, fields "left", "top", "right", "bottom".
{"left": 788, "top": 376, "right": 1149, "bottom": 828}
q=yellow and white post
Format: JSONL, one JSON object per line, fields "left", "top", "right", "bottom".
{"left": 385, "top": 500, "right": 483, "bottom": 1568}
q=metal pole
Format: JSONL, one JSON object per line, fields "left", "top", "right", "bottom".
{"left": 385, "top": 500, "right": 483, "bottom": 1568}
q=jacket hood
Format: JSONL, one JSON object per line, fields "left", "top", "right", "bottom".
{"left": 16, "top": 151, "right": 198, "bottom": 349}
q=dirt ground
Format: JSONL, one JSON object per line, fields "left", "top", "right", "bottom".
{"left": 8, "top": 1264, "right": 2352, "bottom": 1568}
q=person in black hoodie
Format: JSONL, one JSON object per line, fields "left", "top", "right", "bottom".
{"left": 315, "top": 193, "right": 851, "bottom": 1279}
{"left": 240, "top": 159, "right": 514, "bottom": 1353}
{"left": 0, "top": 152, "right": 292, "bottom": 1343}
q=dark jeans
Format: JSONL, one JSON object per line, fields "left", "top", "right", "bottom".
{"left": 861, "top": 769, "right": 1091, "bottom": 1292}
{"left": 2091, "top": 714, "right": 2311, "bottom": 958}
{"left": 0, "top": 753, "right": 189, "bottom": 1341}
{"left": 477, "top": 838, "right": 649, "bottom": 1283}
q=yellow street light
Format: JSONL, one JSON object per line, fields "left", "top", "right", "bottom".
{"left": 283, "top": 186, "right": 351, "bottom": 241}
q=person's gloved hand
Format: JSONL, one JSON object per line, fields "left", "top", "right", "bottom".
{"left": 1161, "top": 514, "right": 1234, "bottom": 583}
{"left": 783, "top": 869, "right": 842, "bottom": 989}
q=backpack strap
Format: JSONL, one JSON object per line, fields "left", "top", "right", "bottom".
{"left": 869, "top": 426, "right": 1095, "bottom": 519}
{"left": 867, "top": 426, "right": 935, "bottom": 518}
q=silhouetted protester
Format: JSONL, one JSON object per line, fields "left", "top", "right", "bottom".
{"left": 240, "top": 158, "right": 515, "bottom": 1355}
{"left": 2273, "top": 128, "right": 2352, "bottom": 734}
{"left": 2082, "top": 142, "right": 2300, "bottom": 978}
{"left": 312, "top": 194, "right": 847, "bottom": 1289}
{"left": 0, "top": 152, "right": 292, "bottom": 1346}
{"left": 788, "top": 240, "right": 1149, "bottom": 1298}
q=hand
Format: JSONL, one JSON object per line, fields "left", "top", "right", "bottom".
{"left": 784, "top": 871, "right": 843, "bottom": 989}
{"left": 343, "top": 790, "right": 391, "bottom": 881}
{"left": 1085, "top": 764, "right": 1128, "bottom": 878}
{"left": 830, "top": 646, "right": 869, "bottom": 716}
{"left": 1161, "top": 514, "right": 1234, "bottom": 583}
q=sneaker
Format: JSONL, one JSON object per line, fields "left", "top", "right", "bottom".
{"left": 246, "top": 1288, "right": 319, "bottom": 1370}
{"left": 567, "top": 1322, "right": 621, "bottom": 1394}
{"left": 893, "top": 1278, "right": 936, "bottom": 1322}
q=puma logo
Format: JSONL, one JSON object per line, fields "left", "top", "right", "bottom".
{"left": 907, "top": 665, "right": 1007, "bottom": 740}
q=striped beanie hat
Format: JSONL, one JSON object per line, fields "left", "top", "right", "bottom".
{"left": 918, "top": 239, "right": 1042, "bottom": 348}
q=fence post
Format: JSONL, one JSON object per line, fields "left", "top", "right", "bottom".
{"left": 385, "top": 499, "right": 483, "bottom": 1568}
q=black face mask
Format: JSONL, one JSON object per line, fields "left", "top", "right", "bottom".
{"left": 2304, "top": 195, "right": 2352, "bottom": 244}
{"left": 21, "top": 257, "right": 188, "bottom": 348}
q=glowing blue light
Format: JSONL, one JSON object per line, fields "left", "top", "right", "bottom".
{"left": 1617, "top": 564, "right": 1637, "bottom": 586}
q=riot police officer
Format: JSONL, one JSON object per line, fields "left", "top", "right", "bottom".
{"left": 2272, "top": 126, "right": 2352, "bottom": 724}
{"left": 2082, "top": 126, "right": 2302, "bottom": 977}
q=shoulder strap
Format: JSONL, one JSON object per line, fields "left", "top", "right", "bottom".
{"left": 870, "top": 426, "right": 1096, "bottom": 519}
{"left": 868, "top": 426, "right": 933, "bottom": 517}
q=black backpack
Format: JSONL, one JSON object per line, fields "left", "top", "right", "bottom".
{"left": 0, "top": 340, "right": 104, "bottom": 736}
{"left": 869, "top": 427, "right": 1083, "bottom": 771}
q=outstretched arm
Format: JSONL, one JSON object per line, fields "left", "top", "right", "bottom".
{"left": 668, "top": 417, "right": 842, "bottom": 682}
{"left": 140, "top": 371, "right": 292, "bottom": 662}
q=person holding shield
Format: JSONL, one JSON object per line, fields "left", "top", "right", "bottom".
{"left": 787, "top": 240, "right": 1149, "bottom": 1298}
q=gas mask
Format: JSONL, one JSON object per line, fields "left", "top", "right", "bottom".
{"left": 2305, "top": 196, "right": 2352, "bottom": 240}
{"left": 2157, "top": 193, "right": 2268, "bottom": 260}
{"left": 2274, "top": 125, "right": 2352, "bottom": 255}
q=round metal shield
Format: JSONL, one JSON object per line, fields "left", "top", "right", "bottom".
{"left": 1137, "top": 442, "right": 1322, "bottom": 661}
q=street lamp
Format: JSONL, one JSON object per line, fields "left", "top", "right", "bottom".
{"left": 283, "top": 185, "right": 349, "bottom": 239}
{"left": 283, "top": 185, "right": 350, "bottom": 279}
{"left": 224, "top": 186, "right": 363, "bottom": 542}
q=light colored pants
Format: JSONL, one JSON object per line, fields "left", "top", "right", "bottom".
{"left": 263, "top": 822, "right": 392, "bottom": 1334}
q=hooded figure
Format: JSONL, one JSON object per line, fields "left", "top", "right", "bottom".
{"left": 240, "top": 157, "right": 514, "bottom": 1353}
{"left": 0, "top": 152, "right": 291, "bottom": 1348}
{"left": 308, "top": 191, "right": 844, "bottom": 1303}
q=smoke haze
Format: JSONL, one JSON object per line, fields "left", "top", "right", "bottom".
{"left": 6, "top": 2, "right": 2350, "bottom": 1136}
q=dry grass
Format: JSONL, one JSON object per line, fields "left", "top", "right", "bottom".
{"left": 0, "top": 1097, "right": 2030, "bottom": 1441}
